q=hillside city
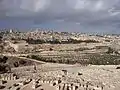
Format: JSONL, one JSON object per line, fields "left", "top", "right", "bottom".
{"left": 0, "top": 29, "right": 120, "bottom": 90}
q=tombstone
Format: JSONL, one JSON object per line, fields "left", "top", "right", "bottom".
{"left": 46, "top": 81, "right": 49, "bottom": 83}
{"left": 86, "top": 84, "right": 88, "bottom": 88}
{"left": 71, "top": 84, "right": 73, "bottom": 90}
{"left": 4, "top": 75, "right": 8, "bottom": 80}
{"left": 64, "top": 84, "right": 68, "bottom": 90}
{"left": 62, "top": 84, "right": 65, "bottom": 90}
{"left": 67, "top": 85, "right": 70, "bottom": 90}
{"left": 13, "top": 74, "right": 19, "bottom": 80}
{"left": 3, "top": 75, "right": 5, "bottom": 80}
{"left": 7, "top": 75, "right": 9, "bottom": 80}
{"left": 32, "top": 79, "right": 36, "bottom": 89}
{"left": 55, "top": 80, "right": 58, "bottom": 85}
{"left": 49, "top": 80, "right": 51, "bottom": 83}
{"left": 43, "top": 80, "right": 45, "bottom": 83}
{"left": 58, "top": 84, "right": 63, "bottom": 90}
{"left": 44, "top": 80, "right": 47, "bottom": 83}
{"left": 40, "top": 80, "right": 43, "bottom": 83}
{"left": 50, "top": 81, "right": 53, "bottom": 86}
{"left": 72, "top": 85, "right": 76, "bottom": 90}
{"left": 58, "top": 85, "right": 61, "bottom": 90}
{"left": 68, "top": 84, "right": 72, "bottom": 90}
{"left": 10, "top": 73, "right": 13, "bottom": 80}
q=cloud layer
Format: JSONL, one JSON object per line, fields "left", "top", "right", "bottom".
{"left": 0, "top": 0, "right": 120, "bottom": 32}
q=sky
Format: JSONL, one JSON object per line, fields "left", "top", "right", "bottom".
{"left": 0, "top": 0, "right": 120, "bottom": 33}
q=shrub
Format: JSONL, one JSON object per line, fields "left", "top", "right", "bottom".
{"left": 19, "top": 60, "right": 27, "bottom": 65}
{"left": 0, "top": 64, "right": 11, "bottom": 73}
{"left": 14, "top": 62, "right": 19, "bottom": 67}
{"left": 106, "top": 47, "right": 114, "bottom": 54}
{"left": 74, "top": 48, "right": 90, "bottom": 51}
{"left": 49, "top": 48, "right": 53, "bottom": 51}
{"left": 0, "top": 85, "right": 5, "bottom": 89}
{"left": 26, "top": 38, "right": 45, "bottom": 44}
{"left": 2, "top": 80, "right": 7, "bottom": 84}
{"left": 78, "top": 72, "right": 83, "bottom": 76}
{"left": 88, "top": 54, "right": 120, "bottom": 65}
{"left": 116, "top": 67, "right": 120, "bottom": 69}
{"left": 2, "top": 56, "right": 8, "bottom": 63}
{"left": 0, "top": 56, "right": 8, "bottom": 63}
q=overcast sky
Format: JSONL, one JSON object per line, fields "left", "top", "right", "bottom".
{"left": 0, "top": 0, "right": 120, "bottom": 33}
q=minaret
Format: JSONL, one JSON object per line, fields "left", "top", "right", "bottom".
{"left": 10, "top": 29, "right": 13, "bottom": 33}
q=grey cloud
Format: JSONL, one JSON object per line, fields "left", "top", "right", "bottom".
{"left": 0, "top": 0, "right": 120, "bottom": 32}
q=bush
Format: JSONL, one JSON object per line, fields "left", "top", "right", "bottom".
{"left": 14, "top": 62, "right": 19, "bottom": 67}
{"left": 0, "top": 64, "right": 11, "bottom": 73}
{"left": 0, "top": 56, "right": 8, "bottom": 63}
{"left": 116, "top": 67, "right": 120, "bottom": 69}
{"left": 78, "top": 72, "right": 83, "bottom": 76}
{"left": 106, "top": 47, "right": 114, "bottom": 54}
{"left": 74, "top": 48, "right": 90, "bottom": 51}
{"left": 0, "top": 85, "right": 5, "bottom": 89}
{"left": 49, "top": 48, "right": 53, "bottom": 51}
{"left": 19, "top": 60, "right": 27, "bottom": 65}
{"left": 88, "top": 54, "right": 120, "bottom": 65}
{"left": 2, "top": 80, "right": 7, "bottom": 84}
{"left": 29, "top": 55, "right": 46, "bottom": 62}
{"left": 67, "top": 38, "right": 99, "bottom": 44}
{"left": 27, "top": 54, "right": 120, "bottom": 65}
{"left": 25, "top": 38, "right": 45, "bottom": 44}
{"left": 2, "top": 56, "right": 8, "bottom": 63}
